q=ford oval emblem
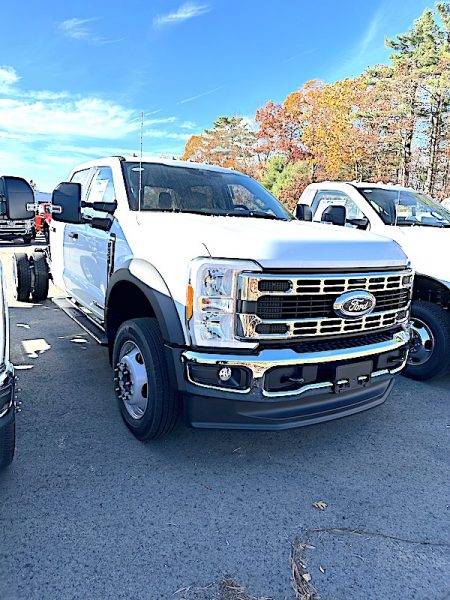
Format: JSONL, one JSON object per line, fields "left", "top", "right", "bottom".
{"left": 333, "top": 291, "right": 376, "bottom": 319}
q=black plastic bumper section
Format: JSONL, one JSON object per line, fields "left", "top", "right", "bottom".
{"left": 167, "top": 339, "right": 407, "bottom": 430}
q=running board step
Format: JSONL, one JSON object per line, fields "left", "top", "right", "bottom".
{"left": 52, "top": 297, "right": 108, "bottom": 345}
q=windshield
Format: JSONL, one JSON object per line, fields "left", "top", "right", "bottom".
{"left": 358, "top": 187, "right": 450, "bottom": 227}
{"left": 122, "top": 162, "right": 293, "bottom": 221}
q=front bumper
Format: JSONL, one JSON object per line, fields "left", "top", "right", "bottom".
{"left": 175, "top": 329, "right": 409, "bottom": 429}
{"left": 0, "top": 227, "right": 33, "bottom": 237}
{"left": 0, "top": 363, "right": 15, "bottom": 426}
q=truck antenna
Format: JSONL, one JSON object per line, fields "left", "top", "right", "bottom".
{"left": 138, "top": 111, "right": 144, "bottom": 212}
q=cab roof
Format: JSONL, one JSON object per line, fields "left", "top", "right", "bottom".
{"left": 69, "top": 155, "right": 242, "bottom": 176}
{"left": 308, "top": 180, "right": 416, "bottom": 193}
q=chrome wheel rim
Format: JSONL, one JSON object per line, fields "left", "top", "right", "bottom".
{"left": 115, "top": 341, "right": 149, "bottom": 420}
{"left": 408, "top": 318, "right": 435, "bottom": 366}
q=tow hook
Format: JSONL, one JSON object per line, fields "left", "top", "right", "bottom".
{"left": 334, "top": 378, "right": 350, "bottom": 393}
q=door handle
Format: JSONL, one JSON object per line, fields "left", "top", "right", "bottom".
{"left": 68, "top": 232, "right": 78, "bottom": 240}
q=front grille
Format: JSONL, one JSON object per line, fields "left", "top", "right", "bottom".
{"left": 237, "top": 269, "right": 413, "bottom": 340}
{"left": 255, "top": 289, "right": 410, "bottom": 320}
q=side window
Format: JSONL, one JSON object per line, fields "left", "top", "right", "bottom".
{"left": 70, "top": 169, "right": 92, "bottom": 201}
{"left": 84, "top": 167, "right": 116, "bottom": 218}
{"left": 312, "top": 190, "right": 365, "bottom": 226}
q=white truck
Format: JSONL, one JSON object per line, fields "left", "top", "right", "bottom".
{"left": 11, "top": 158, "right": 412, "bottom": 440}
{"left": 297, "top": 182, "right": 450, "bottom": 380}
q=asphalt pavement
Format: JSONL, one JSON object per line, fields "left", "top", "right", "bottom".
{"left": 0, "top": 240, "right": 449, "bottom": 600}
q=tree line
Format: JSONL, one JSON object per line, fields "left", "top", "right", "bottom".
{"left": 181, "top": 3, "right": 450, "bottom": 209}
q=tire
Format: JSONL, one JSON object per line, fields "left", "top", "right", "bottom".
{"left": 112, "top": 318, "right": 179, "bottom": 440}
{"left": 31, "top": 252, "right": 49, "bottom": 301}
{"left": 12, "top": 253, "right": 31, "bottom": 302}
{"left": 23, "top": 235, "right": 32, "bottom": 244}
{"left": 403, "top": 300, "right": 450, "bottom": 381}
{"left": 0, "top": 417, "right": 15, "bottom": 470}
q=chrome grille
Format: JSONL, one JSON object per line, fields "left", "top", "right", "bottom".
{"left": 237, "top": 270, "right": 413, "bottom": 340}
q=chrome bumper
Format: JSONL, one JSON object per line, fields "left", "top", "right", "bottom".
{"left": 182, "top": 329, "right": 409, "bottom": 398}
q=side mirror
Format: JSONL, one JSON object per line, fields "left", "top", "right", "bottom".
{"left": 0, "top": 176, "right": 35, "bottom": 220}
{"left": 295, "top": 203, "right": 313, "bottom": 221}
{"left": 348, "top": 217, "right": 369, "bottom": 230}
{"left": 52, "top": 182, "right": 82, "bottom": 224}
{"left": 92, "top": 200, "right": 117, "bottom": 214}
{"left": 321, "top": 205, "right": 346, "bottom": 226}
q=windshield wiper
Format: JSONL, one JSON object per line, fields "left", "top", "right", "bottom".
{"left": 139, "top": 208, "right": 288, "bottom": 220}
{"left": 221, "top": 211, "right": 286, "bottom": 220}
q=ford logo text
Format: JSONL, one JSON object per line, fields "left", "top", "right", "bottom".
{"left": 333, "top": 291, "right": 376, "bottom": 319}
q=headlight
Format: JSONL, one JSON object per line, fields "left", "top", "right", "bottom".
{"left": 187, "top": 258, "right": 261, "bottom": 349}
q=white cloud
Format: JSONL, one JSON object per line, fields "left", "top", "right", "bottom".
{"left": 144, "top": 130, "right": 191, "bottom": 140}
{"left": 146, "top": 116, "right": 177, "bottom": 126}
{"left": 0, "top": 97, "right": 139, "bottom": 138}
{"left": 0, "top": 66, "right": 20, "bottom": 91}
{"left": 57, "top": 17, "right": 124, "bottom": 45}
{"left": 180, "top": 120, "right": 196, "bottom": 129}
{"left": 358, "top": 12, "right": 382, "bottom": 56}
{"left": 58, "top": 17, "right": 97, "bottom": 40}
{"left": 178, "top": 86, "right": 221, "bottom": 105}
{"left": 153, "top": 2, "right": 210, "bottom": 27}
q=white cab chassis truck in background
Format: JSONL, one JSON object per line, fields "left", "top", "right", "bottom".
{"left": 297, "top": 182, "right": 450, "bottom": 380}
{"left": 11, "top": 158, "right": 412, "bottom": 440}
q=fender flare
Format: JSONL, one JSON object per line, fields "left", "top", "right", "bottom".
{"left": 105, "top": 261, "right": 186, "bottom": 346}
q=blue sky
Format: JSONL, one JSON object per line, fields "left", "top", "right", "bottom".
{"left": 0, "top": 0, "right": 431, "bottom": 190}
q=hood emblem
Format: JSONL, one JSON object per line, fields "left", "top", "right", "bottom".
{"left": 333, "top": 291, "right": 376, "bottom": 319}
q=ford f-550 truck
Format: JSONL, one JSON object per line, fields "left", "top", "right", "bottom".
{"left": 297, "top": 182, "right": 450, "bottom": 381}
{"left": 11, "top": 158, "right": 412, "bottom": 440}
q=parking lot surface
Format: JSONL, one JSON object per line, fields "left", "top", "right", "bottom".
{"left": 0, "top": 241, "right": 449, "bottom": 600}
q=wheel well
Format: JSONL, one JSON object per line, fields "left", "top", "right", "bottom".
{"left": 106, "top": 281, "right": 156, "bottom": 351}
{"left": 413, "top": 275, "right": 450, "bottom": 309}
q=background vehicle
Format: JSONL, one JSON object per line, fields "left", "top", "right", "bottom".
{"left": 12, "top": 158, "right": 412, "bottom": 440}
{"left": 0, "top": 176, "right": 33, "bottom": 468}
{"left": 34, "top": 202, "right": 52, "bottom": 243}
{"left": 0, "top": 217, "right": 35, "bottom": 244}
{"left": 297, "top": 182, "right": 450, "bottom": 380}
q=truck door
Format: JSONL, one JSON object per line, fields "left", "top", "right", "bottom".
{"left": 52, "top": 168, "right": 92, "bottom": 293}
{"left": 65, "top": 167, "right": 116, "bottom": 320}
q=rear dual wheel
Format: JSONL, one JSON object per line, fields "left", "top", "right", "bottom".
{"left": 12, "top": 252, "right": 49, "bottom": 302}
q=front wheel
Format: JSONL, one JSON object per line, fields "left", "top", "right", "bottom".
{"left": 112, "top": 318, "right": 179, "bottom": 440}
{"left": 23, "top": 235, "right": 32, "bottom": 244}
{"left": 404, "top": 300, "right": 450, "bottom": 381}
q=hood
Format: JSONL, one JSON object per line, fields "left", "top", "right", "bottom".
{"left": 133, "top": 212, "right": 408, "bottom": 270}
{"left": 385, "top": 226, "right": 450, "bottom": 284}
